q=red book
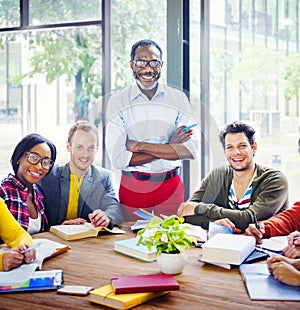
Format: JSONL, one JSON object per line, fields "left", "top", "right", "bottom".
{"left": 111, "top": 274, "right": 180, "bottom": 294}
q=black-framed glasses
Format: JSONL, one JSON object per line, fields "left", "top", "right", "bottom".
{"left": 133, "top": 59, "right": 162, "bottom": 68}
{"left": 25, "top": 152, "right": 54, "bottom": 170}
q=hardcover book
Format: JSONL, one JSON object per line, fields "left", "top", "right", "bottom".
{"left": 239, "top": 264, "right": 300, "bottom": 300}
{"left": 199, "top": 249, "right": 269, "bottom": 270}
{"left": 111, "top": 273, "right": 180, "bottom": 294}
{"left": 201, "top": 233, "right": 256, "bottom": 265}
{"left": 89, "top": 284, "right": 169, "bottom": 310}
{"left": 50, "top": 223, "right": 125, "bottom": 241}
{"left": 113, "top": 237, "right": 156, "bottom": 262}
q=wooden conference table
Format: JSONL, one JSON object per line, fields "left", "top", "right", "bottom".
{"left": 1, "top": 223, "right": 299, "bottom": 310}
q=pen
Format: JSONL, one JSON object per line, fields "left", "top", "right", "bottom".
{"left": 181, "top": 123, "right": 197, "bottom": 131}
{"left": 20, "top": 242, "right": 41, "bottom": 254}
{"left": 253, "top": 212, "right": 259, "bottom": 229}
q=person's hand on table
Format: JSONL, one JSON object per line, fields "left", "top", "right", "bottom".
{"left": 88, "top": 210, "right": 110, "bottom": 228}
{"left": 267, "top": 254, "right": 300, "bottom": 286}
{"left": 62, "top": 218, "right": 87, "bottom": 225}
{"left": 177, "top": 202, "right": 198, "bottom": 217}
{"left": 288, "top": 231, "right": 300, "bottom": 246}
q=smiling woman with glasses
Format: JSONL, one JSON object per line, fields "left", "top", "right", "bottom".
{"left": 25, "top": 152, "right": 54, "bottom": 170}
{"left": 0, "top": 133, "right": 57, "bottom": 234}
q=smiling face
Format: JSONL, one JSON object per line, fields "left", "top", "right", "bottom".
{"left": 17, "top": 143, "right": 52, "bottom": 187}
{"left": 224, "top": 132, "right": 257, "bottom": 172}
{"left": 130, "top": 44, "right": 163, "bottom": 92}
{"left": 67, "top": 129, "right": 98, "bottom": 177}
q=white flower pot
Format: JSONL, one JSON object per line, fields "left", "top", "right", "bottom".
{"left": 156, "top": 252, "right": 187, "bottom": 275}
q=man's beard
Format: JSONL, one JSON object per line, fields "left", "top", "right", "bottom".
{"left": 134, "top": 72, "right": 160, "bottom": 90}
{"left": 230, "top": 161, "right": 252, "bottom": 172}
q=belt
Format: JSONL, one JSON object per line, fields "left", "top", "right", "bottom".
{"left": 122, "top": 167, "right": 179, "bottom": 182}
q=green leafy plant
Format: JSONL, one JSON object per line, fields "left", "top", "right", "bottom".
{"left": 136, "top": 215, "right": 196, "bottom": 255}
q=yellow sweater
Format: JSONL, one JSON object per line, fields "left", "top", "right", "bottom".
{"left": 0, "top": 198, "right": 33, "bottom": 271}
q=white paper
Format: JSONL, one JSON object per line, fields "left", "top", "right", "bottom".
{"left": 0, "top": 263, "right": 38, "bottom": 286}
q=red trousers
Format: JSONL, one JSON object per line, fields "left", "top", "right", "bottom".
{"left": 119, "top": 173, "right": 184, "bottom": 221}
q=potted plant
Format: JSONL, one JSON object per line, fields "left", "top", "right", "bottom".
{"left": 137, "top": 215, "right": 195, "bottom": 274}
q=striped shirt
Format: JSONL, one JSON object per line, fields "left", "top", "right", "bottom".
{"left": 228, "top": 170, "right": 257, "bottom": 210}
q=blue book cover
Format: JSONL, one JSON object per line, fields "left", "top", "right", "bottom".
{"left": 239, "top": 264, "right": 300, "bottom": 300}
{"left": 0, "top": 269, "right": 63, "bottom": 293}
{"left": 133, "top": 209, "right": 162, "bottom": 221}
{"left": 114, "top": 237, "right": 156, "bottom": 262}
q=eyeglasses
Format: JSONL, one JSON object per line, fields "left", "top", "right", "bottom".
{"left": 25, "top": 152, "right": 54, "bottom": 170}
{"left": 133, "top": 60, "right": 162, "bottom": 68}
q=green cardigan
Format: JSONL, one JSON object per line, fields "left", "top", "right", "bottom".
{"left": 185, "top": 164, "right": 289, "bottom": 231}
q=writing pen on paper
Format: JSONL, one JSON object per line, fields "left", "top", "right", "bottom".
{"left": 181, "top": 123, "right": 197, "bottom": 132}
{"left": 293, "top": 236, "right": 300, "bottom": 246}
{"left": 253, "top": 212, "right": 259, "bottom": 229}
{"left": 20, "top": 242, "right": 41, "bottom": 254}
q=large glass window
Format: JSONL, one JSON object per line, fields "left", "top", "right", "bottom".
{"left": 1, "top": 0, "right": 299, "bottom": 202}
{"left": 111, "top": 0, "right": 167, "bottom": 91}
{"left": 0, "top": 26, "right": 102, "bottom": 174}
{"left": 29, "top": 0, "right": 102, "bottom": 25}
{"left": 0, "top": 0, "right": 168, "bottom": 184}
{"left": 208, "top": 0, "right": 300, "bottom": 203}
{"left": 0, "top": 0, "right": 19, "bottom": 28}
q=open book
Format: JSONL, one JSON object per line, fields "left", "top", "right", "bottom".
{"left": 50, "top": 223, "right": 125, "bottom": 241}
{"left": 33, "top": 238, "right": 70, "bottom": 269}
{"left": 0, "top": 238, "right": 69, "bottom": 286}
{"left": 260, "top": 235, "right": 288, "bottom": 254}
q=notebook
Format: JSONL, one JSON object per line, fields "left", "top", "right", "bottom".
{"left": 0, "top": 269, "right": 63, "bottom": 293}
{"left": 239, "top": 264, "right": 300, "bottom": 300}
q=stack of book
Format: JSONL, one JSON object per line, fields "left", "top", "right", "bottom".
{"left": 89, "top": 273, "right": 180, "bottom": 309}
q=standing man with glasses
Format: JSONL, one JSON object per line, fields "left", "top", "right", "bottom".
{"left": 105, "top": 39, "right": 198, "bottom": 220}
{"left": 0, "top": 134, "right": 57, "bottom": 234}
{"left": 39, "top": 120, "right": 123, "bottom": 228}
